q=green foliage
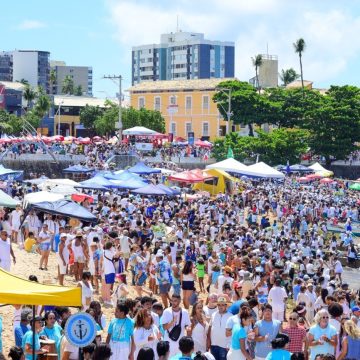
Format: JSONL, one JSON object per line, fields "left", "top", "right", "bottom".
{"left": 306, "top": 85, "right": 360, "bottom": 165}
{"left": 83, "top": 103, "right": 166, "bottom": 136}
{"left": 80, "top": 105, "right": 104, "bottom": 130}
{"left": 74, "top": 85, "right": 83, "bottom": 96}
{"left": 279, "top": 68, "right": 300, "bottom": 86}
{"left": 213, "top": 80, "right": 270, "bottom": 136}
{"left": 62, "top": 75, "right": 74, "bottom": 95}
{"left": 23, "top": 86, "right": 36, "bottom": 109}
{"left": 212, "top": 128, "right": 309, "bottom": 166}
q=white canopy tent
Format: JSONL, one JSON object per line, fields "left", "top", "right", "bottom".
{"left": 309, "top": 162, "right": 328, "bottom": 172}
{"left": 38, "top": 179, "right": 79, "bottom": 190}
{"left": 246, "top": 162, "right": 285, "bottom": 179}
{"left": 206, "top": 158, "right": 249, "bottom": 174}
{"left": 122, "top": 126, "right": 160, "bottom": 136}
{"left": 24, "top": 191, "right": 65, "bottom": 205}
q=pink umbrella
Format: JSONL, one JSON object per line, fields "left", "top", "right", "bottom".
{"left": 306, "top": 174, "right": 322, "bottom": 181}
{"left": 298, "top": 177, "right": 310, "bottom": 183}
{"left": 320, "top": 178, "right": 335, "bottom": 184}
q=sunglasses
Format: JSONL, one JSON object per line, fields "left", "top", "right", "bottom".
{"left": 321, "top": 316, "right": 329, "bottom": 319}
{"left": 289, "top": 317, "right": 298, "bottom": 320}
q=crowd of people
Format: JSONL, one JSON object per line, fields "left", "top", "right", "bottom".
{"left": 1, "top": 161, "right": 360, "bottom": 360}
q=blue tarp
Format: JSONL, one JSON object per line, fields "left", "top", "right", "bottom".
{"left": 63, "top": 165, "right": 94, "bottom": 173}
{"left": 131, "top": 184, "right": 169, "bottom": 195}
{"left": 110, "top": 177, "right": 148, "bottom": 190}
{"left": 29, "top": 200, "right": 97, "bottom": 222}
{"left": 127, "top": 162, "right": 161, "bottom": 175}
{"left": 0, "top": 165, "right": 23, "bottom": 181}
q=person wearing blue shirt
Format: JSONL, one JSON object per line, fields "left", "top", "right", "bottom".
{"left": 14, "top": 310, "right": 31, "bottom": 347}
{"left": 254, "top": 304, "right": 282, "bottom": 359}
{"left": 265, "top": 333, "right": 291, "bottom": 360}
{"left": 227, "top": 308, "right": 253, "bottom": 360}
{"left": 106, "top": 302, "right": 135, "bottom": 359}
{"left": 22, "top": 316, "right": 49, "bottom": 360}
{"left": 39, "top": 311, "right": 62, "bottom": 358}
{"left": 169, "top": 336, "right": 195, "bottom": 360}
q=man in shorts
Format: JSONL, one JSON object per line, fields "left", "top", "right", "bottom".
{"left": 56, "top": 233, "right": 70, "bottom": 285}
{"left": 155, "top": 251, "right": 173, "bottom": 308}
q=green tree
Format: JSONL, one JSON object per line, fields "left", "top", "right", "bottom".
{"left": 33, "top": 94, "right": 51, "bottom": 132}
{"left": 49, "top": 69, "right": 56, "bottom": 95}
{"left": 213, "top": 80, "right": 269, "bottom": 136}
{"left": 252, "top": 54, "right": 263, "bottom": 93}
{"left": 279, "top": 68, "right": 300, "bottom": 86}
{"left": 293, "top": 38, "right": 306, "bottom": 95}
{"left": 0, "top": 109, "right": 15, "bottom": 134}
{"left": 80, "top": 105, "right": 104, "bottom": 130}
{"left": 23, "top": 86, "right": 37, "bottom": 109}
{"left": 74, "top": 85, "right": 83, "bottom": 96}
{"left": 307, "top": 85, "right": 360, "bottom": 166}
{"left": 264, "top": 87, "right": 323, "bottom": 128}
{"left": 62, "top": 75, "right": 74, "bottom": 95}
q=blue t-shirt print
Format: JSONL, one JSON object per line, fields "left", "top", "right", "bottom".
{"left": 108, "top": 317, "right": 134, "bottom": 343}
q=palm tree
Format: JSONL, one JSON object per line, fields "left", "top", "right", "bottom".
{"left": 49, "top": 69, "right": 56, "bottom": 95}
{"left": 279, "top": 68, "right": 300, "bottom": 86}
{"left": 293, "top": 38, "right": 306, "bottom": 95}
{"left": 62, "top": 75, "right": 74, "bottom": 95}
{"left": 34, "top": 94, "right": 51, "bottom": 134}
{"left": 252, "top": 54, "right": 263, "bottom": 93}
{"left": 23, "top": 86, "right": 37, "bottom": 110}
{"left": 74, "top": 85, "right": 83, "bottom": 96}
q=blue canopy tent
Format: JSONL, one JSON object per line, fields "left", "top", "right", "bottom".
{"left": 76, "top": 175, "right": 114, "bottom": 190}
{"left": 278, "top": 164, "right": 313, "bottom": 173}
{"left": 27, "top": 200, "right": 97, "bottom": 222}
{"left": 156, "top": 183, "right": 180, "bottom": 195}
{"left": 102, "top": 170, "right": 146, "bottom": 182}
{"left": 131, "top": 184, "right": 169, "bottom": 196}
{"left": 0, "top": 164, "right": 23, "bottom": 180}
{"left": 127, "top": 162, "right": 161, "bottom": 175}
{"left": 110, "top": 177, "right": 148, "bottom": 190}
{"left": 63, "top": 164, "right": 94, "bottom": 174}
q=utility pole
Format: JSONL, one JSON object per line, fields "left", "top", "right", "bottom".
{"left": 103, "top": 75, "right": 122, "bottom": 140}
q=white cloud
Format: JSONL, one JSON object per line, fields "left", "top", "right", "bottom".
{"left": 105, "top": 0, "right": 360, "bottom": 86}
{"left": 17, "top": 20, "right": 46, "bottom": 30}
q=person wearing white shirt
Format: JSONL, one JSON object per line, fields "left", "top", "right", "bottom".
{"left": 10, "top": 205, "right": 22, "bottom": 243}
{"left": 268, "top": 278, "right": 288, "bottom": 321}
{"left": 209, "top": 295, "right": 232, "bottom": 360}
{"left": 119, "top": 230, "right": 131, "bottom": 271}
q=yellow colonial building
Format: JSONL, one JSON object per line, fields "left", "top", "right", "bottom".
{"left": 129, "top": 78, "right": 236, "bottom": 140}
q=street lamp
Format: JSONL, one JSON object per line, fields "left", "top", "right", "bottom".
{"left": 56, "top": 100, "right": 64, "bottom": 136}
{"left": 215, "top": 87, "right": 233, "bottom": 134}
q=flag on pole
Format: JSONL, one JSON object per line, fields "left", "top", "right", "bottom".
{"left": 227, "top": 147, "right": 234, "bottom": 159}
{"left": 286, "top": 160, "right": 290, "bottom": 175}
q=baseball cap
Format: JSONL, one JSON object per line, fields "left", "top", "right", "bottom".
{"left": 352, "top": 306, "right": 360, "bottom": 313}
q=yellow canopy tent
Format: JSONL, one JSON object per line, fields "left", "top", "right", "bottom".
{"left": 0, "top": 268, "right": 82, "bottom": 306}
{"left": 193, "top": 168, "right": 238, "bottom": 195}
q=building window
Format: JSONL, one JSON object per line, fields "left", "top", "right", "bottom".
{"left": 202, "top": 95, "right": 209, "bottom": 111}
{"left": 154, "top": 96, "right": 161, "bottom": 111}
{"left": 185, "top": 96, "right": 192, "bottom": 111}
{"left": 138, "top": 97, "right": 145, "bottom": 109}
{"left": 202, "top": 122, "right": 209, "bottom": 136}
{"left": 185, "top": 122, "right": 192, "bottom": 136}
{"left": 169, "top": 95, "right": 177, "bottom": 105}
{"left": 170, "top": 122, "right": 176, "bottom": 135}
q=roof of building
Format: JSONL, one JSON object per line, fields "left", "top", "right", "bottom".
{"left": 0, "top": 81, "right": 26, "bottom": 91}
{"left": 286, "top": 80, "right": 313, "bottom": 89}
{"left": 129, "top": 78, "right": 236, "bottom": 93}
{"left": 53, "top": 95, "right": 112, "bottom": 108}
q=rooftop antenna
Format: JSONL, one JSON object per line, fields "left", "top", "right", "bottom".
{"left": 266, "top": 42, "right": 269, "bottom": 56}
{"left": 176, "top": 15, "right": 179, "bottom": 32}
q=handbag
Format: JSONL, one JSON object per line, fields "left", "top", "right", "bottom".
{"left": 168, "top": 309, "right": 182, "bottom": 342}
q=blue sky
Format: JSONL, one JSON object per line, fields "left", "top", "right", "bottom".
{"left": 2, "top": 0, "right": 360, "bottom": 98}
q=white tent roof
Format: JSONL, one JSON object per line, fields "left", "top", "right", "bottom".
{"left": 309, "top": 162, "right": 328, "bottom": 172}
{"left": 24, "top": 191, "right": 65, "bottom": 205}
{"left": 122, "top": 126, "right": 160, "bottom": 136}
{"left": 154, "top": 168, "right": 176, "bottom": 175}
{"left": 38, "top": 178, "right": 79, "bottom": 190}
{"left": 246, "top": 162, "right": 285, "bottom": 179}
{"left": 206, "top": 158, "right": 249, "bottom": 174}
